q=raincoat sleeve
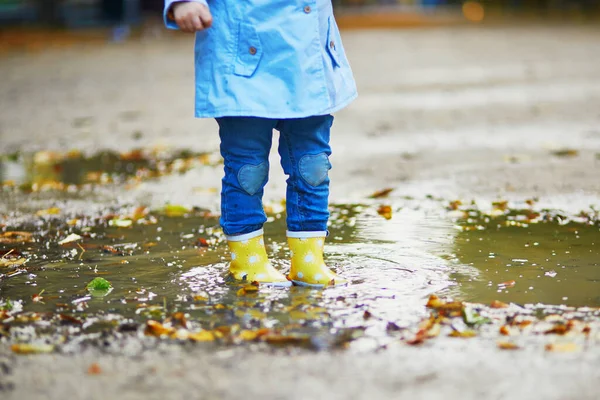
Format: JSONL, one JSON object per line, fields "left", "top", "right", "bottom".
{"left": 164, "top": 0, "right": 209, "bottom": 30}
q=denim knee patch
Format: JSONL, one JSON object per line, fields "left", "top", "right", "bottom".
{"left": 237, "top": 162, "right": 268, "bottom": 195}
{"left": 298, "top": 153, "right": 331, "bottom": 187}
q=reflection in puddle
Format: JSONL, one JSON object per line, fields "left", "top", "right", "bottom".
{"left": 0, "top": 149, "right": 220, "bottom": 190}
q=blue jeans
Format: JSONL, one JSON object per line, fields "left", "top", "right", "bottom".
{"left": 217, "top": 115, "right": 333, "bottom": 236}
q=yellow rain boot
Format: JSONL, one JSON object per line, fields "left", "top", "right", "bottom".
{"left": 287, "top": 233, "right": 347, "bottom": 288}
{"left": 227, "top": 230, "right": 291, "bottom": 287}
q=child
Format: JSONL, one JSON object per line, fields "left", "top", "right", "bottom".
{"left": 164, "top": 0, "right": 357, "bottom": 287}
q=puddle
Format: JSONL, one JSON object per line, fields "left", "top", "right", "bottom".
{"left": 0, "top": 150, "right": 599, "bottom": 351}
{"left": 444, "top": 208, "right": 600, "bottom": 307}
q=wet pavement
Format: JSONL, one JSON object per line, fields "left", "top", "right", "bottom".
{"left": 1, "top": 22, "right": 600, "bottom": 400}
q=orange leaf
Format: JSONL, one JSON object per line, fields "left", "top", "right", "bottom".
{"left": 377, "top": 205, "right": 392, "bottom": 220}
{"left": 145, "top": 320, "right": 175, "bottom": 336}
{"left": 497, "top": 341, "right": 520, "bottom": 350}
{"left": 490, "top": 300, "right": 509, "bottom": 309}
{"left": 87, "top": 363, "right": 102, "bottom": 375}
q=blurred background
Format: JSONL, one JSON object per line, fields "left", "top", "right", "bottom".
{"left": 0, "top": 0, "right": 599, "bottom": 30}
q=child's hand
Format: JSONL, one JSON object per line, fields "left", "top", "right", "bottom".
{"left": 172, "top": 1, "right": 213, "bottom": 33}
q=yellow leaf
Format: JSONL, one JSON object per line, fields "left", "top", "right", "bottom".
{"left": 449, "top": 330, "right": 477, "bottom": 338}
{"left": 545, "top": 343, "right": 580, "bottom": 353}
{"left": 0, "top": 257, "right": 27, "bottom": 267}
{"left": 187, "top": 330, "right": 215, "bottom": 342}
{"left": 162, "top": 204, "right": 190, "bottom": 217}
{"left": 238, "top": 328, "right": 271, "bottom": 341}
{"left": 11, "top": 343, "right": 54, "bottom": 354}
{"left": 36, "top": 207, "right": 61, "bottom": 216}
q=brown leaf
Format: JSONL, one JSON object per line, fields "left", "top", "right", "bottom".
{"left": 264, "top": 334, "right": 310, "bottom": 345}
{"left": 448, "top": 200, "right": 462, "bottom": 210}
{"left": 497, "top": 341, "right": 520, "bottom": 350}
{"left": 545, "top": 324, "right": 570, "bottom": 335}
{"left": 59, "top": 314, "right": 83, "bottom": 326}
{"left": 490, "top": 300, "right": 509, "bottom": 309}
{"left": 369, "top": 188, "right": 394, "bottom": 199}
{"left": 426, "top": 295, "right": 464, "bottom": 312}
{"left": 551, "top": 149, "right": 579, "bottom": 157}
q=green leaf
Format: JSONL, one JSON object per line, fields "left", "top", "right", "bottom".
{"left": 462, "top": 305, "right": 491, "bottom": 326}
{"left": 87, "top": 277, "right": 113, "bottom": 294}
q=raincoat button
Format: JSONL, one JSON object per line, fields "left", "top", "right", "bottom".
{"left": 249, "top": 46, "right": 257, "bottom": 55}
{"left": 329, "top": 40, "right": 335, "bottom": 50}
{"left": 304, "top": 5, "right": 311, "bottom": 13}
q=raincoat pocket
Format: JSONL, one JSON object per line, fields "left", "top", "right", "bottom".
{"left": 234, "top": 22, "right": 263, "bottom": 77}
{"left": 326, "top": 16, "right": 341, "bottom": 68}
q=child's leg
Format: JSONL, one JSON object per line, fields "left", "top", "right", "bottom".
{"left": 217, "top": 117, "right": 276, "bottom": 236}
{"left": 277, "top": 115, "right": 346, "bottom": 287}
{"left": 217, "top": 117, "right": 290, "bottom": 286}
{"left": 276, "top": 115, "right": 333, "bottom": 233}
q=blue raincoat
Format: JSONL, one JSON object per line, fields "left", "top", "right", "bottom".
{"left": 164, "top": 0, "right": 357, "bottom": 119}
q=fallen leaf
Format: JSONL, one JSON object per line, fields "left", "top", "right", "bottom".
{"left": 449, "top": 330, "right": 477, "bottom": 338}
{"left": 196, "top": 238, "right": 209, "bottom": 247}
{"left": 58, "top": 233, "right": 82, "bottom": 245}
{"left": 11, "top": 343, "right": 54, "bottom": 354}
{"left": 369, "top": 188, "right": 394, "bottom": 199}
{"left": 145, "top": 320, "right": 175, "bottom": 336}
{"left": 162, "top": 204, "right": 190, "bottom": 217}
{"left": 545, "top": 343, "right": 580, "bottom": 352}
{"left": 0, "top": 257, "right": 27, "bottom": 268}
{"left": 59, "top": 314, "right": 83, "bottom": 325}
{"left": 88, "top": 363, "right": 102, "bottom": 375}
{"left": 236, "top": 283, "right": 260, "bottom": 296}
{"left": 264, "top": 334, "right": 311, "bottom": 345}
{"left": 551, "top": 149, "right": 579, "bottom": 157}
{"left": 238, "top": 328, "right": 271, "bottom": 341}
{"left": 35, "top": 207, "right": 61, "bottom": 217}
{"left": 462, "top": 306, "right": 491, "bottom": 326}
{"left": 497, "top": 341, "right": 520, "bottom": 350}
{"left": 377, "top": 205, "right": 392, "bottom": 220}
{"left": 0, "top": 231, "right": 33, "bottom": 244}
{"left": 426, "top": 295, "right": 464, "bottom": 312}
{"left": 448, "top": 200, "right": 462, "bottom": 210}
{"left": 499, "top": 325, "right": 512, "bottom": 336}
{"left": 490, "top": 300, "right": 509, "bottom": 309}
{"left": 187, "top": 330, "right": 216, "bottom": 342}
{"left": 86, "top": 277, "right": 112, "bottom": 292}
